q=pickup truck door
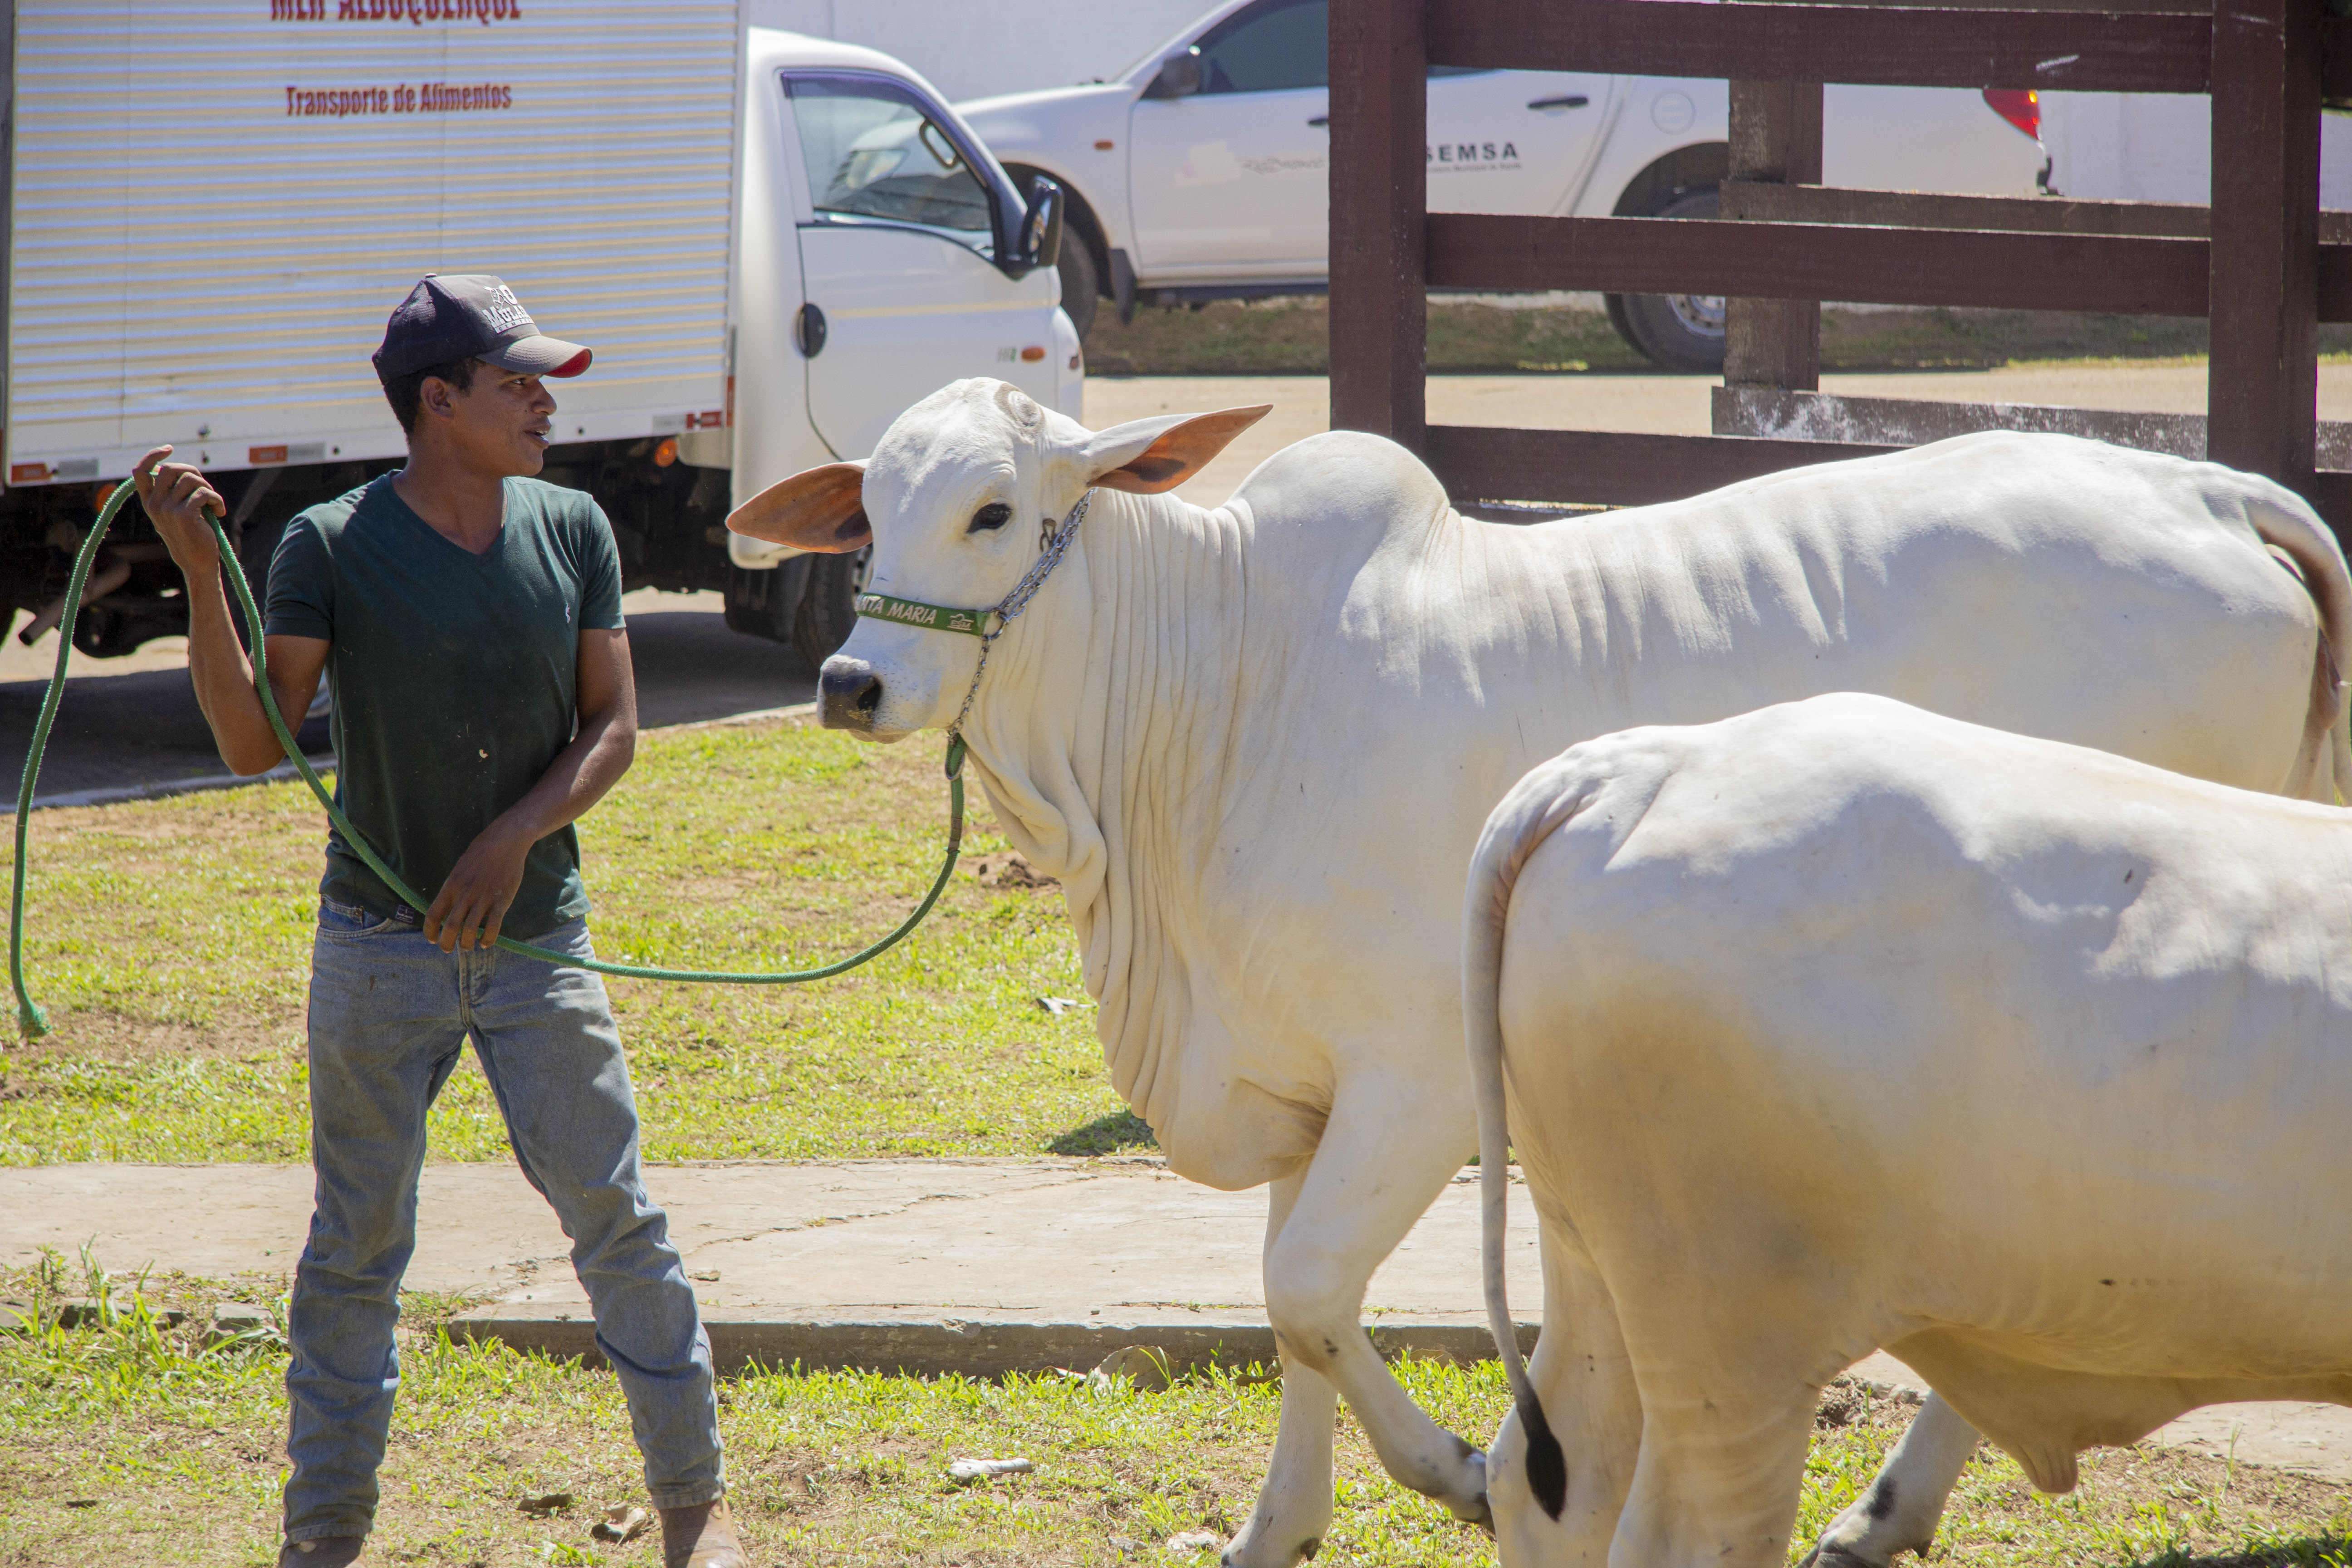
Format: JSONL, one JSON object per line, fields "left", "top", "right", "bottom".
{"left": 1124, "top": 1, "right": 1615, "bottom": 278}
{"left": 1125, "top": 0, "right": 1329, "bottom": 275}
{"left": 1425, "top": 69, "right": 1617, "bottom": 216}
{"left": 779, "top": 71, "right": 1058, "bottom": 461}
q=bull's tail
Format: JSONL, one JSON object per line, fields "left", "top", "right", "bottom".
{"left": 1464, "top": 763, "right": 1596, "bottom": 1524}
{"left": 2244, "top": 483, "right": 2352, "bottom": 803}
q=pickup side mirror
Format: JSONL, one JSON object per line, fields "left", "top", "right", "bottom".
{"left": 1019, "top": 175, "right": 1063, "bottom": 274}
{"left": 1142, "top": 51, "right": 1202, "bottom": 100}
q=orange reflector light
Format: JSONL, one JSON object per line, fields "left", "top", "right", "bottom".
{"left": 654, "top": 437, "right": 678, "bottom": 467}
{"left": 1020, "top": 346, "right": 1047, "bottom": 363}
{"left": 1094, "top": 139, "right": 1114, "bottom": 151}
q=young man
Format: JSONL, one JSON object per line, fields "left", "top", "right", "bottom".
{"left": 137, "top": 275, "right": 744, "bottom": 1568}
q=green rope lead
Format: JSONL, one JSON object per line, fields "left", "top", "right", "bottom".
{"left": 11, "top": 476, "right": 967, "bottom": 1038}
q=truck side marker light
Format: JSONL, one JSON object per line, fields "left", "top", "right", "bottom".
{"left": 1020, "top": 346, "right": 1046, "bottom": 362}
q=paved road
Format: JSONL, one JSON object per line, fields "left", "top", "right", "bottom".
{"left": 0, "top": 590, "right": 816, "bottom": 808}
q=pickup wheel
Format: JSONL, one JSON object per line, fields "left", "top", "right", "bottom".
{"left": 1606, "top": 188, "right": 1727, "bottom": 373}
{"left": 794, "top": 546, "right": 872, "bottom": 667}
{"left": 1055, "top": 237, "right": 1100, "bottom": 340}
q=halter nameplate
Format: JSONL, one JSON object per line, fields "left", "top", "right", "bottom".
{"left": 854, "top": 593, "right": 989, "bottom": 637}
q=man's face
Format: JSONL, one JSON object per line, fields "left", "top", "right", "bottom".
{"left": 424, "top": 363, "right": 558, "bottom": 476}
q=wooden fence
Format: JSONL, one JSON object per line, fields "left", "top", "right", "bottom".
{"left": 1327, "top": 0, "right": 2352, "bottom": 533}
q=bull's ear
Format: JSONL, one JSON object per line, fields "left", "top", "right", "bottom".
{"left": 727, "top": 461, "right": 872, "bottom": 552}
{"left": 1083, "top": 405, "right": 1272, "bottom": 495}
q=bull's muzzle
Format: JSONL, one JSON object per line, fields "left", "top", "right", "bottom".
{"left": 819, "top": 657, "right": 884, "bottom": 731}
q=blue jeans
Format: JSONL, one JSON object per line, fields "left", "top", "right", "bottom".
{"left": 283, "top": 898, "right": 722, "bottom": 1544}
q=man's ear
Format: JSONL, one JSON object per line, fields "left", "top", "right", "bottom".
{"left": 1082, "top": 406, "right": 1272, "bottom": 494}
{"left": 727, "top": 461, "right": 872, "bottom": 552}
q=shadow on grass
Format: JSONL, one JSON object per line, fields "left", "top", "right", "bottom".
{"left": 1049, "top": 1108, "right": 1156, "bottom": 1156}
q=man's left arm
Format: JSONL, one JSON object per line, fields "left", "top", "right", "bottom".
{"left": 424, "top": 627, "right": 637, "bottom": 951}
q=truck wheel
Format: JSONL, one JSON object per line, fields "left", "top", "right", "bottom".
{"left": 1056, "top": 240, "right": 1099, "bottom": 340}
{"left": 1606, "top": 188, "right": 1726, "bottom": 374}
{"left": 794, "top": 546, "right": 871, "bottom": 667}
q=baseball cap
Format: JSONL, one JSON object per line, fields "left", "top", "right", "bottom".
{"left": 372, "top": 274, "right": 592, "bottom": 383}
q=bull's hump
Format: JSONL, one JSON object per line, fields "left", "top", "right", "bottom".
{"left": 1230, "top": 430, "right": 1450, "bottom": 544}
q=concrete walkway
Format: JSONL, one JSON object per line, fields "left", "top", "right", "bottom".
{"left": 5, "top": 1158, "right": 2351, "bottom": 1482}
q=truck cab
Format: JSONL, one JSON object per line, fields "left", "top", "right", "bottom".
{"left": 718, "top": 29, "right": 1083, "bottom": 660}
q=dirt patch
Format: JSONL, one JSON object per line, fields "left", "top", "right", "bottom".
{"left": 1, "top": 1009, "right": 299, "bottom": 1068}
{"left": 968, "top": 851, "right": 1058, "bottom": 892}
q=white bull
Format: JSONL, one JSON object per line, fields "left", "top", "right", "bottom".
{"left": 1465, "top": 691, "right": 2352, "bottom": 1568}
{"left": 729, "top": 378, "right": 2350, "bottom": 1568}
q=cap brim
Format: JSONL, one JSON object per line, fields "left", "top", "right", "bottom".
{"left": 485, "top": 334, "right": 592, "bottom": 377}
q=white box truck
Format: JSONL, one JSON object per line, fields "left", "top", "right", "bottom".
{"left": 0, "top": 1, "right": 1080, "bottom": 669}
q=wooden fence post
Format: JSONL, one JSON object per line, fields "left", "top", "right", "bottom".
{"left": 1329, "top": 0, "right": 1427, "bottom": 449}
{"left": 2207, "top": 0, "right": 2321, "bottom": 490}
{"left": 1724, "top": 78, "right": 1823, "bottom": 392}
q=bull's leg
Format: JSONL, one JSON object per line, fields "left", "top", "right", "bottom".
{"left": 1487, "top": 1224, "right": 1643, "bottom": 1567}
{"left": 1257, "top": 1080, "right": 1487, "bottom": 1529}
{"left": 1224, "top": 1169, "right": 1338, "bottom": 1568}
{"left": 1608, "top": 1367, "right": 1818, "bottom": 1568}
{"left": 1797, "top": 1395, "right": 1979, "bottom": 1568}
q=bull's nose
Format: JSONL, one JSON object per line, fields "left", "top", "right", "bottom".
{"left": 819, "top": 657, "right": 883, "bottom": 731}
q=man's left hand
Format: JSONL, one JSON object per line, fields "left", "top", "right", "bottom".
{"left": 424, "top": 823, "right": 533, "bottom": 951}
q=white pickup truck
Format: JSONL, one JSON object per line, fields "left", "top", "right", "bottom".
{"left": 959, "top": 0, "right": 2050, "bottom": 370}
{"left": 0, "top": 4, "right": 1077, "bottom": 669}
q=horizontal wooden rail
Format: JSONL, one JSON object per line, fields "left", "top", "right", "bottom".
{"left": 1433, "top": 426, "right": 2352, "bottom": 541}
{"left": 1427, "top": 214, "right": 2212, "bottom": 315}
{"left": 1429, "top": 215, "right": 2352, "bottom": 322}
{"left": 2313, "top": 472, "right": 2352, "bottom": 539}
{"left": 1718, "top": 182, "right": 2221, "bottom": 237}
{"left": 1426, "top": 426, "right": 1903, "bottom": 510}
{"left": 1426, "top": 0, "right": 2211, "bottom": 92}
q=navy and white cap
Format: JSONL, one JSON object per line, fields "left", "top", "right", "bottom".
{"left": 372, "top": 274, "right": 592, "bottom": 383}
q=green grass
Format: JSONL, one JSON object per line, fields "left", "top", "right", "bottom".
{"left": 1078, "top": 297, "right": 2352, "bottom": 377}
{"left": 0, "top": 715, "right": 1148, "bottom": 1166}
{"left": 5, "top": 1255, "right": 2352, "bottom": 1567}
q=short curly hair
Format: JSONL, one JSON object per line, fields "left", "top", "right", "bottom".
{"left": 379, "top": 355, "right": 482, "bottom": 436}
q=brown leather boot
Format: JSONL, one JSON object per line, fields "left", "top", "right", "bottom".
{"left": 659, "top": 1498, "right": 746, "bottom": 1568}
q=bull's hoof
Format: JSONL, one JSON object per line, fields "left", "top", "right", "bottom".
{"left": 1798, "top": 1547, "right": 1882, "bottom": 1568}
{"left": 1220, "top": 1536, "right": 1317, "bottom": 1568}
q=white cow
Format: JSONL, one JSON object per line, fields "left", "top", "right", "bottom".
{"left": 1465, "top": 691, "right": 2352, "bottom": 1568}
{"left": 729, "top": 379, "right": 2350, "bottom": 1568}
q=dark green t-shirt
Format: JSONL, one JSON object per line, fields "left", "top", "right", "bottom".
{"left": 264, "top": 475, "right": 626, "bottom": 938}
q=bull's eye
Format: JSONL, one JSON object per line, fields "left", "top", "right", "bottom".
{"left": 968, "top": 502, "right": 1012, "bottom": 534}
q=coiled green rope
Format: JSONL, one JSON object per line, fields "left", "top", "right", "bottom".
{"left": 9, "top": 475, "right": 966, "bottom": 1038}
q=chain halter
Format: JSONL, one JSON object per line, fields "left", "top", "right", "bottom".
{"left": 851, "top": 489, "right": 1095, "bottom": 744}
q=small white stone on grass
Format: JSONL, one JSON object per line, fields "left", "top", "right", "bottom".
{"left": 1165, "top": 1531, "right": 1222, "bottom": 1555}
{"left": 948, "top": 1457, "right": 1033, "bottom": 1483}
{"left": 591, "top": 1504, "right": 652, "bottom": 1544}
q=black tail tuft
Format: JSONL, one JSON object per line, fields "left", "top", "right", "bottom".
{"left": 1518, "top": 1392, "right": 1568, "bottom": 1521}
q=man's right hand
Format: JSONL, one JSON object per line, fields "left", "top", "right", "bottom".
{"left": 134, "top": 444, "right": 228, "bottom": 575}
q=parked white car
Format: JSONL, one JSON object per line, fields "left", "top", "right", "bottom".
{"left": 957, "top": 0, "right": 2050, "bottom": 370}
